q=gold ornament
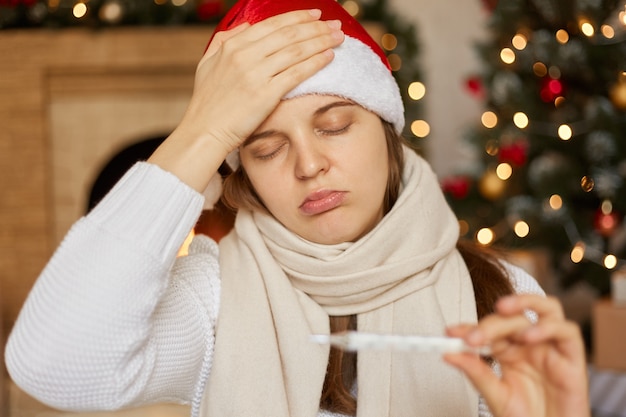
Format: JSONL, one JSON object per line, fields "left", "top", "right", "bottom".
{"left": 609, "top": 82, "right": 626, "bottom": 110}
{"left": 479, "top": 170, "right": 506, "bottom": 200}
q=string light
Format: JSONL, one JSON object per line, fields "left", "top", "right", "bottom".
{"left": 558, "top": 124, "right": 573, "bottom": 140}
{"left": 601, "top": 25, "right": 615, "bottom": 39}
{"left": 387, "top": 53, "right": 402, "bottom": 71}
{"left": 496, "top": 162, "right": 513, "bottom": 180}
{"left": 580, "top": 21, "right": 595, "bottom": 37}
{"left": 466, "top": 194, "right": 626, "bottom": 270}
{"left": 549, "top": 194, "right": 563, "bottom": 210}
{"left": 481, "top": 111, "right": 498, "bottom": 128}
{"left": 533, "top": 62, "right": 548, "bottom": 77}
{"left": 604, "top": 254, "right": 618, "bottom": 269}
{"left": 500, "top": 48, "right": 516, "bottom": 64}
{"left": 99, "top": 1, "right": 123, "bottom": 24}
{"left": 581, "top": 176, "right": 595, "bottom": 192}
{"left": 548, "top": 66, "right": 561, "bottom": 79}
{"left": 485, "top": 140, "right": 499, "bottom": 156}
{"left": 555, "top": 29, "right": 569, "bottom": 44}
{"left": 571, "top": 243, "right": 585, "bottom": 263}
{"left": 512, "top": 34, "right": 528, "bottom": 50}
{"left": 477, "top": 228, "right": 495, "bottom": 245}
{"left": 408, "top": 82, "right": 426, "bottom": 100}
{"left": 381, "top": 33, "right": 398, "bottom": 51}
{"left": 513, "top": 112, "right": 529, "bottom": 129}
{"left": 73, "top": 2, "right": 87, "bottom": 18}
{"left": 342, "top": 0, "right": 360, "bottom": 16}
{"left": 514, "top": 220, "right": 530, "bottom": 237}
{"left": 410, "top": 120, "right": 430, "bottom": 138}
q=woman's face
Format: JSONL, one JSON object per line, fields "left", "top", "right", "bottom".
{"left": 239, "top": 94, "right": 389, "bottom": 245}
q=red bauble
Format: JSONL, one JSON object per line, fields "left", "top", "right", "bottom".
{"left": 465, "top": 76, "right": 485, "bottom": 99}
{"left": 482, "top": 0, "right": 499, "bottom": 12}
{"left": 540, "top": 77, "right": 564, "bottom": 103}
{"left": 197, "top": 0, "right": 224, "bottom": 21}
{"left": 441, "top": 176, "right": 471, "bottom": 199}
{"left": 593, "top": 209, "right": 621, "bottom": 237}
{"left": 0, "top": 0, "right": 36, "bottom": 6}
{"left": 498, "top": 141, "right": 528, "bottom": 167}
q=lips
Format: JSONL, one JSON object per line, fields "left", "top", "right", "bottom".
{"left": 299, "top": 189, "right": 346, "bottom": 215}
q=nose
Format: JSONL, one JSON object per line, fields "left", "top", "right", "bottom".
{"left": 293, "top": 136, "right": 330, "bottom": 180}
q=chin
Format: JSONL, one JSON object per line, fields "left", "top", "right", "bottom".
{"left": 304, "top": 228, "right": 363, "bottom": 245}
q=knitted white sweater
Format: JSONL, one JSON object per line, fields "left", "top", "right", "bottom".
{"left": 5, "top": 162, "right": 544, "bottom": 417}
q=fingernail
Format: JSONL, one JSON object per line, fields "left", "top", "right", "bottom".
{"left": 326, "top": 19, "right": 341, "bottom": 30}
{"left": 309, "top": 9, "right": 322, "bottom": 18}
{"left": 496, "top": 295, "right": 515, "bottom": 310}
{"left": 331, "top": 30, "right": 344, "bottom": 40}
{"left": 467, "top": 329, "right": 483, "bottom": 344}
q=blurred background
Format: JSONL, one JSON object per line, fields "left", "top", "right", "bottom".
{"left": 1, "top": 0, "right": 626, "bottom": 415}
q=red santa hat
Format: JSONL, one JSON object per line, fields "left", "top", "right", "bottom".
{"left": 202, "top": 0, "right": 405, "bottom": 208}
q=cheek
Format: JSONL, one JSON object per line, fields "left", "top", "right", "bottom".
{"left": 245, "top": 167, "right": 290, "bottom": 211}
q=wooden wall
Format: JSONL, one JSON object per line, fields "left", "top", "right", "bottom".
{"left": 0, "top": 27, "right": 211, "bottom": 336}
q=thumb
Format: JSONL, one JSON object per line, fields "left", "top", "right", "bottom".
{"left": 444, "top": 353, "right": 508, "bottom": 415}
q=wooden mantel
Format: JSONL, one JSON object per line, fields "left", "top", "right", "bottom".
{"left": 0, "top": 26, "right": 212, "bottom": 331}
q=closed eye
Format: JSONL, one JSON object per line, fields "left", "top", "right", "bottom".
{"left": 317, "top": 124, "right": 351, "bottom": 136}
{"left": 252, "top": 140, "right": 287, "bottom": 160}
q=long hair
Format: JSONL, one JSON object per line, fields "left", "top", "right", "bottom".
{"left": 221, "top": 119, "right": 513, "bottom": 415}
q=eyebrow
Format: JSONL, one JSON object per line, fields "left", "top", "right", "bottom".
{"left": 243, "top": 100, "right": 356, "bottom": 147}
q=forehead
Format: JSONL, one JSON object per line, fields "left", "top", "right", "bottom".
{"left": 262, "top": 94, "right": 361, "bottom": 124}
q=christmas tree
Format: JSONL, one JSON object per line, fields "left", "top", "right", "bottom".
{"left": 444, "top": 0, "right": 626, "bottom": 295}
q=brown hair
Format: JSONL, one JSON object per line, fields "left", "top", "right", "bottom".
{"left": 221, "top": 120, "right": 513, "bottom": 415}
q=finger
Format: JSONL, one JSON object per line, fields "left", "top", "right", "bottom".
{"left": 522, "top": 319, "right": 586, "bottom": 361}
{"left": 264, "top": 29, "right": 344, "bottom": 77}
{"left": 465, "top": 314, "right": 532, "bottom": 347}
{"left": 444, "top": 352, "right": 508, "bottom": 415}
{"left": 215, "top": 20, "right": 343, "bottom": 87}
{"left": 445, "top": 323, "right": 476, "bottom": 338}
{"left": 204, "top": 10, "right": 329, "bottom": 65}
{"left": 235, "top": 9, "right": 325, "bottom": 43}
{"left": 255, "top": 19, "right": 342, "bottom": 58}
{"left": 496, "top": 294, "right": 565, "bottom": 321}
{"left": 205, "top": 23, "right": 250, "bottom": 57}
{"left": 268, "top": 47, "right": 337, "bottom": 92}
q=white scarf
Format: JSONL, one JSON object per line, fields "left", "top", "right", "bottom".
{"left": 202, "top": 147, "right": 478, "bottom": 417}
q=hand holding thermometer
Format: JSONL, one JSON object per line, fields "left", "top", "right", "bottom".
{"left": 310, "top": 331, "right": 492, "bottom": 356}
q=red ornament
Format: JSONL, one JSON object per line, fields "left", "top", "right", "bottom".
{"left": 0, "top": 0, "right": 36, "bottom": 6}
{"left": 465, "top": 76, "right": 485, "bottom": 99}
{"left": 540, "top": 77, "right": 564, "bottom": 103}
{"left": 441, "top": 176, "right": 471, "bottom": 199}
{"left": 593, "top": 208, "right": 621, "bottom": 237}
{"left": 498, "top": 141, "right": 528, "bottom": 167}
{"left": 197, "top": 0, "right": 224, "bottom": 21}
{"left": 481, "top": 0, "right": 499, "bottom": 12}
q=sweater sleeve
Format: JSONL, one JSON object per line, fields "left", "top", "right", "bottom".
{"left": 5, "top": 162, "right": 220, "bottom": 412}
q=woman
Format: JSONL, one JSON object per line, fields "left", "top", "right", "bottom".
{"left": 5, "top": 0, "right": 587, "bottom": 416}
